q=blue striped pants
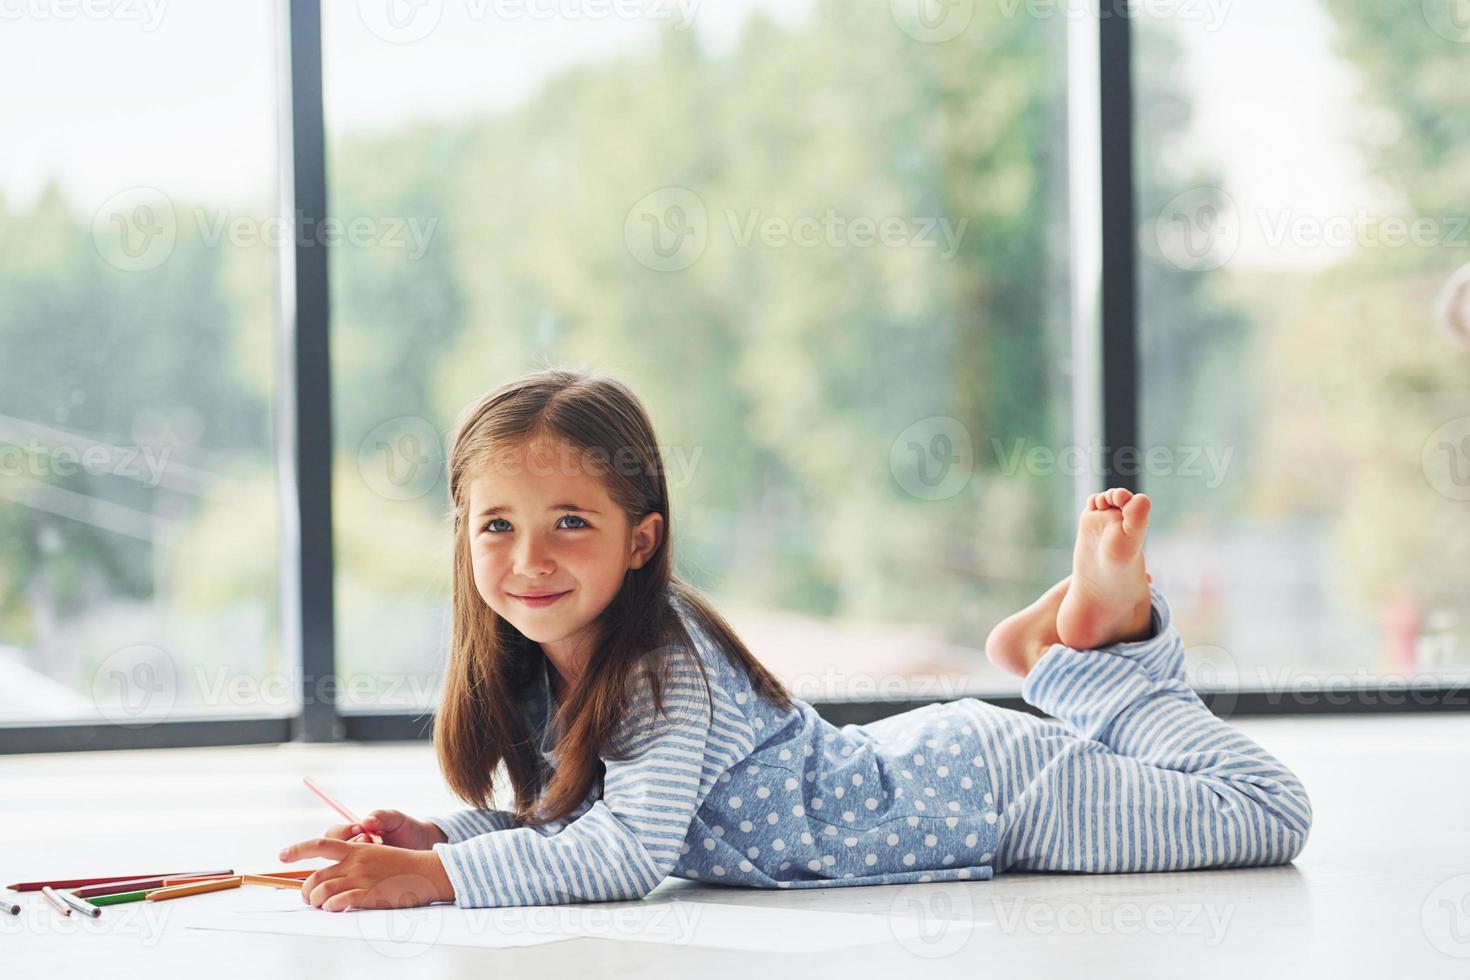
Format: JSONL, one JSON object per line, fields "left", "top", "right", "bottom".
{"left": 959, "top": 585, "right": 1312, "bottom": 873}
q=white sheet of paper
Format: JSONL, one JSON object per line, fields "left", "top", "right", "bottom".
{"left": 180, "top": 887, "right": 570, "bottom": 950}
{"left": 183, "top": 889, "right": 973, "bottom": 953}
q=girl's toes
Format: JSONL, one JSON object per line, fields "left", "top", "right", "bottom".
{"left": 1121, "top": 493, "right": 1152, "bottom": 534}
{"left": 1107, "top": 487, "right": 1132, "bottom": 508}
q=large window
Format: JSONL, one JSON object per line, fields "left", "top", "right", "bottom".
{"left": 1136, "top": 0, "right": 1470, "bottom": 700}
{"left": 322, "top": 0, "right": 1075, "bottom": 710}
{"left": 0, "top": 2, "right": 286, "bottom": 725}
{"left": 4, "top": 2, "right": 1463, "bottom": 748}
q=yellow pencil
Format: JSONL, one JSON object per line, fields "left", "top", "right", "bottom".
{"left": 241, "top": 874, "right": 305, "bottom": 889}
{"left": 144, "top": 876, "right": 243, "bottom": 902}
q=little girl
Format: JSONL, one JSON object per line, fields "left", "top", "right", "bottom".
{"left": 279, "top": 368, "right": 1312, "bottom": 911}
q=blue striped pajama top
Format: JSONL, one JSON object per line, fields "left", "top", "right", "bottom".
{"left": 429, "top": 586, "right": 1312, "bottom": 907}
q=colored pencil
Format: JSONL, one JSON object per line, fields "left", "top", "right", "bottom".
{"left": 72, "top": 871, "right": 235, "bottom": 899}
{"left": 55, "top": 890, "right": 102, "bottom": 918}
{"left": 253, "top": 869, "right": 314, "bottom": 880}
{"left": 4, "top": 897, "right": 19, "bottom": 915}
{"left": 242, "top": 874, "right": 305, "bottom": 889}
{"left": 89, "top": 889, "right": 158, "bottom": 907}
{"left": 302, "top": 776, "right": 382, "bottom": 843}
{"left": 161, "top": 875, "right": 238, "bottom": 886}
{"left": 40, "top": 887, "right": 71, "bottom": 917}
{"left": 145, "top": 876, "right": 242, "bottom": 902}
{"left": 302, "top": 775, "right": 361, "bottom": 824}
{"left": 6, "top": 871, "right": 224, "bottom": 892}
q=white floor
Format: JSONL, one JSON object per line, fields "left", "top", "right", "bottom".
{"left": 4, "top": 714, "right": 1468, "bottom": 977}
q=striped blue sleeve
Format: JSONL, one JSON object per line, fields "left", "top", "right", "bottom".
{"left": 427, "top": 807, "right": 520, "bottom": 844}
{"left": 430, "top": 647, "right": 714, "bottom": 907}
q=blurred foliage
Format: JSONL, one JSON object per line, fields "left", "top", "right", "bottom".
{"left": 329, "top": 2, "right": 1089, "bottom": 654}
{"left": 1246, "top": 4, "right": 1470, "bottom": 614}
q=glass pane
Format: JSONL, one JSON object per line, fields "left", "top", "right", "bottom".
{"left": 324, "top": 0, "right": 1074, "bottom": 710}
{"left": 1136, "top": 0, "right": 1470, "bottom": 700}
{"left": 0, "top": 2, "right": 285, "bottom": 725}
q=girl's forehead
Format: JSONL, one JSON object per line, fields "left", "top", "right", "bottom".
{"left": 468, "top": 439, "right": 612, "bottom": 498}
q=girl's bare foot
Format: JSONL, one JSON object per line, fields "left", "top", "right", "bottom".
{"left": 1056, "top": 487, "right": 1154, "bottom": 650}
{"left": 985, "top": 576, "right": 1070, "bottom": 678}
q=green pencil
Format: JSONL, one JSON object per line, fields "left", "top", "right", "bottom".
{"left": 89, "top": 888, "right": 159, "bottom": 907}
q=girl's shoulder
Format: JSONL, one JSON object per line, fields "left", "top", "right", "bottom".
{"left": 620, "top": 592, "right": 736, "bottom": 705}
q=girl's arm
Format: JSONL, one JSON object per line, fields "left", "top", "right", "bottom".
{"left": 425, "top": 807, "right": 521, "bottom": 844}
{"left": 430, "top": 644, "right": 734, "bottom": 907}
{"left": 428, "top": 790, "right": 603, "bottom": 844}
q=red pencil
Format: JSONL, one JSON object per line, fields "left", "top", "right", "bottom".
{"left": 5, "top": 870, "right": 232, "bottom": 893}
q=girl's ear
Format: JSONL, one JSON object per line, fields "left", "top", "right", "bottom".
{"left": 628, "top": 512, "right": 665, "bottom": 570}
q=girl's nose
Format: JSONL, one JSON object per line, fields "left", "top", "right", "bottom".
{"left": 512, "top": 537, "right": 555, "bottom": 575}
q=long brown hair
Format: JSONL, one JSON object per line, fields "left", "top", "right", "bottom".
{"left": 435, "top": 367, "right": 793, "bottom": 826}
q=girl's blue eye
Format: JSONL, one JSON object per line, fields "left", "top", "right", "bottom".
{"left": 481, "top": 515, "right": 590, "bottom": 533}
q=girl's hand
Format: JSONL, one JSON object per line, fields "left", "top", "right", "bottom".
{"left": 324, "top": 809, "right": 448, "bottom": 850}
{"left": 277, "top": 838, "right": 455, "bottom": 912}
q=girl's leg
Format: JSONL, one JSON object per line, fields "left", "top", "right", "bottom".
{"left": 976, "top": 488, "right": 1312, "bottom": 873}
{"left": 968, "top": 583, "right": 1313, "bottom": 873}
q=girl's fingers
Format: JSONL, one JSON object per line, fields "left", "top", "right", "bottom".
{"left": 280, "top": 837, "right": 353, "bottom": 863}
{"left": 323, "top": 889, "right": 367, "bottom": 913}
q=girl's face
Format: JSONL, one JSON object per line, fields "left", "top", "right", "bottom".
{"left": 465, "top": 438, "right": 663, "bottom": 669}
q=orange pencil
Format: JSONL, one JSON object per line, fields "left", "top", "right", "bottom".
{"left": 242, "top": 875, "right": 305, "bottom": 889}
{"left": 145, "top": 876, "right": 242, "bottom": 902}
{"left": 253, "top": 870, "right": 314, "bottom": 880}
{"left": 161, "top": 874, "right": 238, "bottom": 886}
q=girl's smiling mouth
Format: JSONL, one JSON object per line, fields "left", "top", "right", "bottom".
{"left": 509, "top": 589, "right": 572, "bottom": 608}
